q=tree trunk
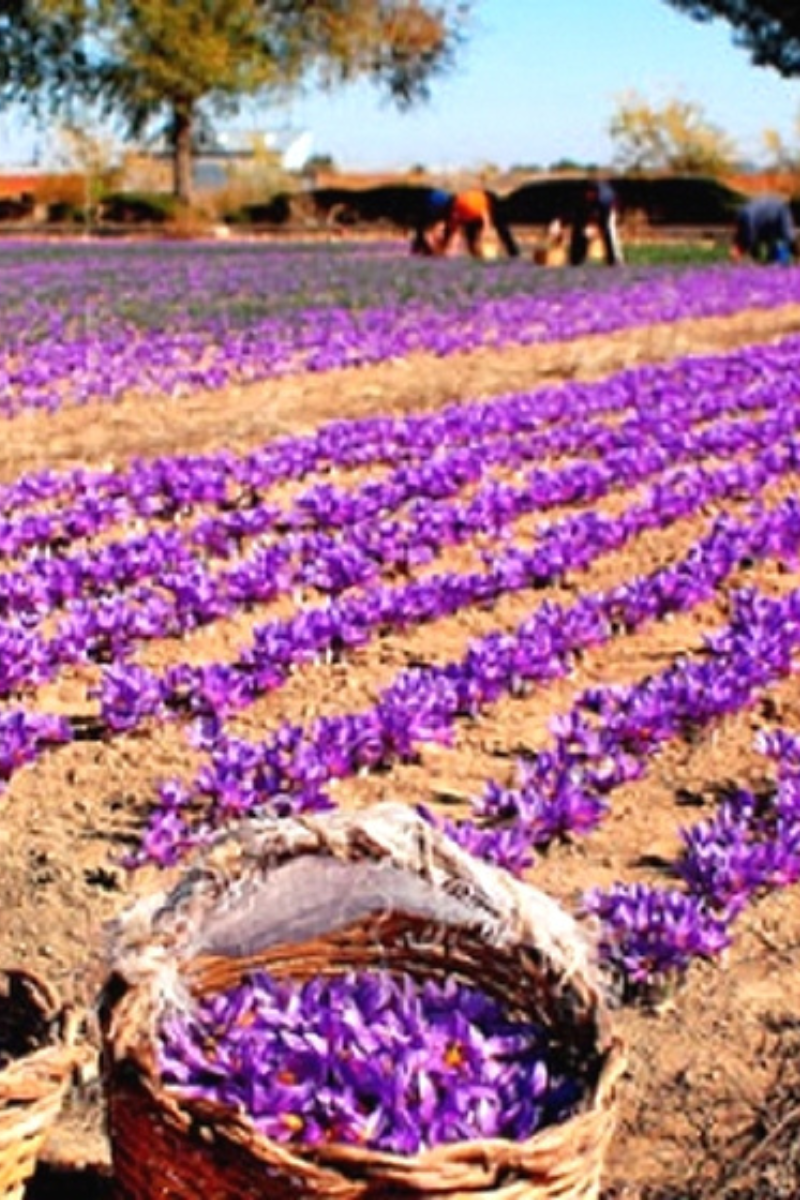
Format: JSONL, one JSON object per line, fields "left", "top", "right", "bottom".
{"left": 172, "top": 103, "right": 194, "bottom": 203}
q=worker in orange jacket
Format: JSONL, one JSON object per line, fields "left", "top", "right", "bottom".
{"left": 436, "top": 189, "right": 519, "bottom": 259}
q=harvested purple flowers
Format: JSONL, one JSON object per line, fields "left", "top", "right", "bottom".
{"left": 158, "top": 968, "right": 583, "bottom": 1153}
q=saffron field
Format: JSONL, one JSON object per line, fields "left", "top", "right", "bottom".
{"left": 4, "top": 239, "right": 800, "bottom": 1197}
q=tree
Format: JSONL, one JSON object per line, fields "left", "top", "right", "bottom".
{"left": 0, "top": 1, "right": 87, "bottom": 117}
{"left": 304, "top": 152, "right": 337, "bottom": 176}
{"left": 549, "top": 157, "right": 596, "bottom": 173}
{"left": 609, "top": 91, "right": 738, "bottom": 175}
{"left": 762, "top": 106, "right": 800, "bottom": 185}
{"left": 54, "top": 118, "right": 122, "bottom": 220}
{"left": 661, "top": 2, "right": 800, "bottom": 76}
{"left": 86, "top": 0, "right": 471, "bottom": 203}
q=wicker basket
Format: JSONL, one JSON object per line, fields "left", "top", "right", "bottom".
{"left": 102, "top": 803, "right": 626, "bottom": 1200}
{"left": 0, "top": 969, "right": 82, "bottom": 1200}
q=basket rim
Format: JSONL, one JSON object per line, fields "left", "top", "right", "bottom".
{"left": 108, "top": 803, "right": 606, "bottom": 999}
{"left": 0, "top": 966, "right": 89, "bottom": 1089}
{"left": 0, "top": 968, "right": 61, "bottom": 1023}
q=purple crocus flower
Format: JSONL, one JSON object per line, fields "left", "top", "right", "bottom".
{"left": 157, "top": 969, "right": 584, "bottom": 1153}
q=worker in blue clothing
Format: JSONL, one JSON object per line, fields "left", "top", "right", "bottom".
{"left": 409, "top": 187, "right": 455, "bottom": 255}
{"left": 569, "top": 178, "right": 623, "bottom": 266}
{"left": 732, "top": 195, "right": 797, "bottom": 264}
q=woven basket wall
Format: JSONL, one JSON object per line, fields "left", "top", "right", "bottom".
{"left": 102, "top": 804, "right": 626, "bottom": 1200}
{"left": 0, "top": 970, "right": 81, "bottom": 1200}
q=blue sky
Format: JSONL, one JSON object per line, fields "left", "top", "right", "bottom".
{"left": 2, "top": 0, "right": 799, "bottom": 173}
{"left": 283, "top": 0, "right": 800, "bottom": 172}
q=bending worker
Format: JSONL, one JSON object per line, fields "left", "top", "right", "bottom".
{"left": 569, "top": 178, "right": 623, "bottom": 266}
{"left": 411, "top": 187, "right": 519, "bottom": 259}
{"left": 410, "top": 187, "right": 454, "bottom": 255}
{"left": 732, "top": 194, "right": 797, "bottom": 265}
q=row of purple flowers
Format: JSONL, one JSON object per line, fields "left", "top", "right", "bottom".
{"left": 135, "top": 496, "right": 800, "bottom": 869}
{"left": 3, "top": 298, "right": 800, "bottom": 1010}
{"left": 0, "top": 352, "right": 797, "bottom": 803}
{"left": 2, "top": 243, "right": 800, "bottom": 413}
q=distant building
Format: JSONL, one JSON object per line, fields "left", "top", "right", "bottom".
{"left": 0, "top": 173, "right": 41, "bottom": 198}
{"left": 121, "top": 130, "right": 313, "bottom": 194}
{"left": 0, "top": 170, "right": 87, "bottom": 221}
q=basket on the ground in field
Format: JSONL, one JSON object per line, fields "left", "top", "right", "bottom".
{"left": 0, "top": 969, "right": 83, "bottom": 1200}
{"left": 101, "top": 802, "right": 626, "bottom": 1200}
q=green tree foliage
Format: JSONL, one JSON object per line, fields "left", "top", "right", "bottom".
{"left": 662, "top": 1, "right": 800, "bottom": 76}
{"left": 0, "top": 1, "right": 86, "bottom": 112}
{"left": 86, "top": 0, "right": 471, "bottom": 202}
{"left": 609, "top": 91, "right": 738, "bottom": 175}
{"left": 305, "top": 153, "right": 337, "bottom": 175}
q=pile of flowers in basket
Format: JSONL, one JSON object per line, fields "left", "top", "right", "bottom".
{"left": 157, "top": 967, "right": 584, "bottom": 1154}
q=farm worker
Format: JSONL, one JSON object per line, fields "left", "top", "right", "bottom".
{"left": 409, "top": 187, "right": 455, "bottom": 255}
{"left": 568, "top": 179, "right": 623, "bottom": 267}
{"left": 732, "top": 195, "right": 797, "bottom": 265}
{"left": 437, "top": 189, "right": 520, "bottom": 259}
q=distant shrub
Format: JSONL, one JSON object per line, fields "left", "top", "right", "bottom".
{"left": 46, "top": 200, "right": 86, "bottom": 225}
{"left": 225, "top": 193, "right": 293, "bottom": 227}
{"left": 311, "top": 184, "right": 432, "bottom": 229}
{"left": 494, "top": 175, "right": 746, "bottom": 229}
{"left": 100, "top": 192, "right": 178, "bottom": 225}
{"left": 618, "top": 176, "right": 745, "bottom": 226}
{"left": 0, "top": 194, "right": 35, "bottom": 223}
